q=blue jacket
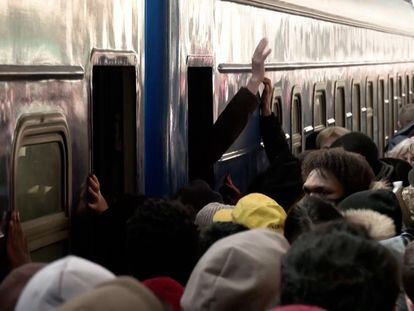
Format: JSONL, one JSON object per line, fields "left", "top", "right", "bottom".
{"left": 386, "top": 122, "right": 414, "bottom": 152}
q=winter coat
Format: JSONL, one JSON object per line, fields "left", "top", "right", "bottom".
{"left": 386, "top": 122, "right": 414, "bottom": 152}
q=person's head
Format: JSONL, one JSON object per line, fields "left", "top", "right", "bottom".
{"left": 0, "top": 263, "right": 46, "bottom": 311}
{"left": 330, "top": 132, "right": 381, "bottom": 175}
{"left": 387, "top": 137, "right": 414, "bottom": 166}
{"left": 281, "top": 221, "right": 400, "bottom": 311}
{"left": 181, "top": 229, "right": 289, "bottom": 311}
{"left": 198, "top": 221, "right": 248, "bottom": 255}
{"left": 302, "top": 148, "right": 375, "bottom": 203}
{"left": 316, "top": 127, "right": 350, "bottom": 149}
{"left": 126, "top": 198, "right": 199, "bottom": 285}
{"left": 398, "top": 104, "right": 414, "bottom": 129}
{"left": 174, "top": 180, "right": 223, "bottom": 214}
{"left": 212, "top": 193, "right": 287, "bottom": 232}
{"left": 143, "top": 277, "right": 184, "bottom": 311}
{"left": 403, "top": 242, "right": 414, "bottom": 303}
{"left": 57, "top": 277, "right": 164, "bottom": 311}
{"left": 15, "top": 256, "right": 115, "bottom": 311}
{"left": 284, "top": 196, "right": 343, "bottom": 244}
{"left": 194, "top": 202, "right": 234, "bottom": 232}
{"left": 338, "top": 189, "right": 402, "bottom": 235}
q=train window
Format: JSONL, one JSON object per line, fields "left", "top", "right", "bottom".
{"left": 352, "top": 82, "right": 361, "bottom": 131}
{"left": 16, "top": 142, "right": 63, "bottom": 222}
{"left": 13, "top": 113, "right": 70, "bottom": 261}
{"left": 378, "top": 78, "right": 386, "bottom": 154}
{"left": 273, "top": 87, "right": 283, "bottom": 124}
{"left": 398, "top": 75, "right": 404, "bottom": 108}
{"left": 411, "top": 74, "right": 414, "bottom": 104}
{"left": 390, "top": 77, "right": 396, "bottom": 135}
{"left": 334, "top": 83, "right": 346, "bottom": 127}
{"left": 92, "top": 65, "right": 138, "bottom": 201}
{"left": 313, "top": 84, "right": 327, "bottom": 132}
{"left": 365, "top": 80, "right": 374, "bottom": 139}
{"left": 406, "top": 74, "right": 410, "bottom": 105}
{"left": 187, "top": 66, "right": 214, "bottom": 184}
{"left": 291, "top": 87, "right": 302, "bottom": 156}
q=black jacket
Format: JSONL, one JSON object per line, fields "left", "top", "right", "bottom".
{"left": 248, "top": 113, "right": 303, "bottom": 211}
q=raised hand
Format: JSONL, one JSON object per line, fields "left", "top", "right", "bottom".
{"left": 7, "top": 211, "right": 31, "bottom": 269}
{"left": 87, "top": 174, "right": 109, "bottom": 214}
{"left": 261, "top": 77, "right": 273, "bottom": 117}
{"left": 247, "top": 38, "right": 272, "bottom": 95}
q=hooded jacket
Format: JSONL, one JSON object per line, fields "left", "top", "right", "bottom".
{"left": 181, "top": 229, "right": 289, "bottom": 311}
{"left": 386, "top": 122, "right": 414, "bottom": 152}
{"left": 15, "top": 256, "right": 115, "bottom": 311}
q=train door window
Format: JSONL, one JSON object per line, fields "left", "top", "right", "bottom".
{"left": 334, "top": 82, "right": 346, "bottom": 127}
{"left": 92, "top": 65, "right": 138, "bottom": 202}
{"left": 187, "top": 66, "right": 214, "bottom": 184}
{"left": 352, "top": 81, "right": 361, "bottom": 131}
{"left": 389, "top": 77, "right": 396, "bottom": 135}
{"left": 411, "top": 74, "right": 414, "bottom": 104}
{"left": 313, "top": 83, "right": 327, "bottom": 132}
{"left": 13, "top": 113, "right": 71, "bottom": 261}
{"left": 378, "top": 78, "right": 386, "bottom": 154}
{"left": 365, "top": 80, "right": 374, "bottom": 139}
{"left": 291, "top": 87, "right": 302, "bottom": 156}
{"left": 273, "top": 87, "right": 283, "bottom": 124}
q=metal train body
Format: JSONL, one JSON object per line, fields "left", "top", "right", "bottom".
{"left": 1, "top": 0, "right": 414, "bottom": 261}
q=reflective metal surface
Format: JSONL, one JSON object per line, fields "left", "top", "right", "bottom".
{"left": 163, "top": 0, "right": 414, "bottom": 194}
{"left": 0, "top": 0, "right": 145, "bottom": 256}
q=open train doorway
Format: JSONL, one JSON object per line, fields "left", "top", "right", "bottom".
{"left": 91, "top": 57, "right": 138, "bottom": 205}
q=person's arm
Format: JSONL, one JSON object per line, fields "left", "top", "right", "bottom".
{"left": 206, "top": 38, "right": 272, "bottom": 164}
{"left": 7, "top": 211, "right": 31, "bottom": 269}
{"left": 260, "top": 78, "right": 292, "bottom": 162}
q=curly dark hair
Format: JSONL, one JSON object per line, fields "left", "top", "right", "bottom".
{"left": 281, "top": 221, "right": 400, "bottom": 311}
{"left": 126, "top": 198, "right": 199, "bottom": 285}
{"left": 302, "top": 148, "right": 375, "bottom": 198}
{"left": 284, "top": 196, "right": 343, "bottom": 244}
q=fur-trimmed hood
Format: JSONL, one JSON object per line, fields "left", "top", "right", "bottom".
{"left": 342, "top": 209, "right": 396, "bottom": 240}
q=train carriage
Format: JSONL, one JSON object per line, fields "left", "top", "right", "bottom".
{"left": 1, "top": 0, "right": 414, "bottom": 265}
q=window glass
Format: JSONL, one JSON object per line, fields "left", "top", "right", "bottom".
{"left": 378, "top": 79, "right": 386, "bottom": 151}
{"left": 366, "top": 81, "right": 374, "bottom": 138}
{"left": 390, "top": 77, "right": 395, "bottom": 134}
{"left": 16, "top": 142, "right": 62, "bottom": 222}
{"left": 273, "top": 96, "right": 283, "bottom": 124}
{"left": 352, "top": 83, "right": 361, "bottom": 131}
{"left": 313, "top": 90, "right": 326, "bottom": 130}
{"left": 291, "top": 93, "right": 302, "bottom": 156}
{"left": 335, "top": 86, "right": 345, "bottom": 127}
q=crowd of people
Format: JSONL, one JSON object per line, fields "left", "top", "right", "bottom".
{"left": 2, "top": 38, "right": 414, "bottom": 310}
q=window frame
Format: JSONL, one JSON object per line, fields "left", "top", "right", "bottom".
{"left": 377, "top": 77, "right": 387, "bottom": 155}
{"left": 334, "top": 81, "right": 347, "bottom": 128}
{"left": 11, "top": 112, "right": 71, "bottom": 252}
{"left": 290, "top": 86, "right": 303, "bottom": 155}
{"left": 312, "top": 82, "right": 328, "bottom": 131}
{"left": 365, "top": 78, "right": 376, "bottom": 140}
{"left": 272, "top": 86, "right": 284, "bottom": 125}
{"left": 389, "top": 76, "right": 396, "bottom": 135}
{"left": 351, "top": 80, "right": 362, "bottom": 132}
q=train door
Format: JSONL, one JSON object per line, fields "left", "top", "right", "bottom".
{"left": 187, "top": 59, "right": 214, "bottom": 185}
{"left": 90, "top": 51, "right": 141, "bottom": 204}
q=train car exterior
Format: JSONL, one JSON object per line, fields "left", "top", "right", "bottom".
{"left": 0, "top": 0, "right": 145, "bottom": 263}
{"left": 146, "top": 0, "right": 414, "bottom": 197}
{"left": 2, "top": 0, "right": 414, "bottom": 266}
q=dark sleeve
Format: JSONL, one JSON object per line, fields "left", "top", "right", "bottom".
{"left": 260, "top": 113, "right": 292, "bottom": 162}
{"left": 206, "top": 87, "right": 260, "bottom": 164}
